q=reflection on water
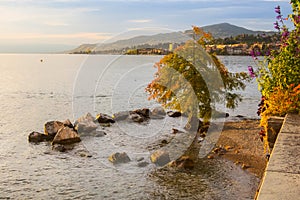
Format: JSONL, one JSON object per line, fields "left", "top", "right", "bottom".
{"left": 0, "top": 54, "right": 260, "bottom": 199}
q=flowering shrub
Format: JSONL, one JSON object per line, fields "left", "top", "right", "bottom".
{"left": 248, "top": 1, "right": 300, "bottom": 154}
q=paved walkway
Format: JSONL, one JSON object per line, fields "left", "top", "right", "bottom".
{"left": 257, "top": 113, "right": 300, "bottom": 200}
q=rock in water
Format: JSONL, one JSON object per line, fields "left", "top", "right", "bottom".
{"left": 96, "top": 113, "right": 115, "bottom": 124}
{"left": 150, "top": 106, "right": 166, "bottom": 119}
{"left": 75, "top": 112, "right": 95, "bottom": 123}
{"left": 167, "top": 111, "right": 182, "bottom": 118}
{"left": 130, "top": 108, "right": 150, "bottom": 118}
{"left": 28, "top": 131, "right": 53, "bottom": 143}
{"left": 63, "top": 119, "right": 74, "bottom": 129}
{"left": 75, "top": 120, "right": 98, "bottom": 134}
{"left": 44, "top": 121, "right": 64, "bottom": 137}
{"left": 113, "top": 111, "right": 130, "bottom": 121}
{"left": 74, "top": 113, "right": 98, "bottom": 134}
{"left": 129, "top": 113, "right": 144, "bottom": 123}
{"left": 150, "top": 150, "right": 170, "bottom": 166}
{"left": 52, "top": 127, "right": 81, "bottom": 145}
{"left": 108, "top": 152, "right": 131, "bottom": 164}
{"left": 137, "top": 161, "right": 149, "bottom": 167}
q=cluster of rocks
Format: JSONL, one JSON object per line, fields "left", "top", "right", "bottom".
{"left": 28, "top": 107, "right": 185, "bottom": 167}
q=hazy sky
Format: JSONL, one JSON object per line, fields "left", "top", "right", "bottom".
{"left": 0, "top": 0, "right": 292, "bottom": 53}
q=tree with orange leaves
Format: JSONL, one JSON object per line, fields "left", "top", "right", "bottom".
{"left": 146, "top": 26, "right": 249, "bottom": 123}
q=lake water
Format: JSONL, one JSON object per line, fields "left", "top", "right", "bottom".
{"left": 0, "top": 54, "right": 260, "bottom": 199}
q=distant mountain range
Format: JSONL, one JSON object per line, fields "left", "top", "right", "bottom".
{"left": 66, "top": 23, "right": 275, "bottom": 54}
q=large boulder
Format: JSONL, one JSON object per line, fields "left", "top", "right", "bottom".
{"left": 52, "top": 127, "right": 81, "bottom": 145}
{"left": 150, "top": 106, "right": 166, "bottom": 119}
{"left": 113, "top": 111, "right": 130, "bottom": 121}
{"left": 108, "top": 152, "right": 131, "bottom": 164}
{"left": 28, "top": 131, "right": 53, "bottom": 143}
{"left": 44, "top": 121, "right": 64, "bottom": 137}
{"left": 150, "top": 150, "right": 171, "bottom": 166}
{"left": 96, "top": 113, "right": 115, "bottom": 124}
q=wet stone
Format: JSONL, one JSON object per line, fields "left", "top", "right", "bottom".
{"left": 150, "top": 150, "right": 171, "bottom": 167}
{"left": 137, "top": 161, "right": 149, "bottom": 167}
{"left": 96, "top": 113, "right": 115, "bottom": 124}
{"left": 108, "top": 152, "right": 131, "bottom": 164}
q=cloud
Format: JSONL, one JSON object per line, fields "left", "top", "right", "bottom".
{"left": 128, "top": 19, "right": 152, "bottom": 23}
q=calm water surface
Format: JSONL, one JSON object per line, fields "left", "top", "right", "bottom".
{"left": 0, "top": 54, "right": 260, "bottom": 199}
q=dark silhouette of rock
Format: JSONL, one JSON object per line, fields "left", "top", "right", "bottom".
{"left": 129, "top": 113, "right": 144, "bottom": 123}
{"left": 28, "top": 131, "right": 53, "bottom": 143}
{"left": 108, "top": 152, "right": 131, "bottom": 164}
{"left": 96, "top": 113, "right": 115, "bottom": 124}
{"left": 127, "top": 108, "right": 150, "bottom": 123}
{"left": 130, "top": 108, "right": 150, "bottom": 118}
{"left": 150, "top": 150, "right": 170, "bottom": 166}
{"left": 113, "top": 111, "right": 130, "bottom": 121}
{"left": 167, "top": 111, "right": 182, "bottom": 118}
{"left": 52, "top": 127, "right": 81, "bottom": 145}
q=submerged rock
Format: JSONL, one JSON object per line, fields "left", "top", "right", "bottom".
{"left": 28, "top": 131, "right": 53, "bottom": 143}
{"left": 150, "top": 150, "right": 170, "bottom": 167}
{"left": 96, "top": 113, "right": 115, "bottom": 124}
{"left": 52, "top": 127, "right": 81, "bottom": 145}
{"left": 108, "top": 152, "right": 131, "bottom": 164}
{"left": 137, "top": 161, "right": 149, "bottom": 167}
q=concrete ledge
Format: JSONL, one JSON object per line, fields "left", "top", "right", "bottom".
{"left": 257, "top": 113, "right": 300, "bottom": 200}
